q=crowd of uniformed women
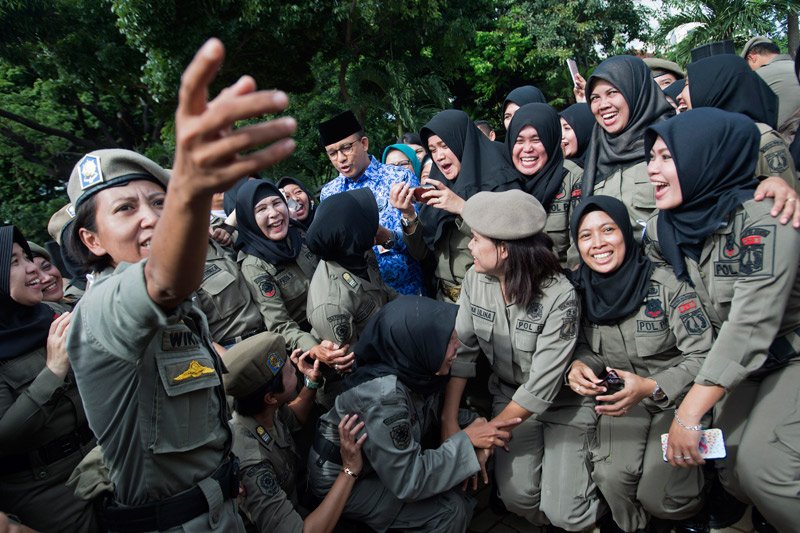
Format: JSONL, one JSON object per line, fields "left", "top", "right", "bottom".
{"left": 3, "top": 36, "right": 800, "bottom": 533}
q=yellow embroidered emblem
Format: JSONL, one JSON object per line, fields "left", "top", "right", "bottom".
{"left": 173, "top": 360, "right": 215, "bottom": 382}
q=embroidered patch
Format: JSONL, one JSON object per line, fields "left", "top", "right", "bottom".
{"left": 723, "top": 233, "right": 740, "bottom": 260}
{"left": 644, "top": 298, "right": 663, "bottom": 318}
{"left": 353, "top": 300, "right": 376, "bottom": 323}
{"left": 256, "top": 425, "right": 272, "bottom": 445}
{"left": 470, "top": 304, "right": 495, "bottom": 322}
{"left": 266, "top": 352, "right": 284, "bottom": 375}
{"left": 257, "top": 470, "right": 280, "bottom": 497}
{"left": 383, "top": 412, "right": 408, "bottom": 427}
{"left": 161, "top": 328, "right": 200, "bottom": 351}
{"left": 636, "top": 319, "right": 668, "bottom": 334}
{"left": 558, "top": 298, "right": 578, "bottom": 341}
{"left": 66, "top": 204, "right": 76, "bottom": 218}
{"left": 78, "top": 155, "right": 104, "bottom": 190}
{"left": 739, "top": 227, "right": 772, "bottom": 276}
{"left": 390, "top": 422, "right": 412, "bottom": 450}
{"left": 275, "top": 271, "right": 294, "bottom": 286}
{"left": 766, "top": 150, "right": 788, "bottom": 173}
{"left": 202, "top": 264, "right": 221, "bottom": 281}
{"left": 527, "top": 303, "right": 543, "bottom": 321}
{"left": 647, "top": 285, "right": 659, "bottom": 297}
{"left": 254, "top": 274, "right": 276, "bottom": 297}
{"left": 515, "top": 319, "right": 543, "bottom": 334}
{"left": 342, "top": 272, "right": 359, "bottom": 289}
{"left": 680, "top": 309, "right": 710, "bottom": 336}
{"left": 678, "top": 300, "right": 696, "bottom": 314}
{"left": 327, "top": 314, "right": 352, "bottom": 344}
{"left": 173, "top": 360, "right": 215, "bottom": 382}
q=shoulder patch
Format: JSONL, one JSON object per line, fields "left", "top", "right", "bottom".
{"left": 740, "top": 226, "right": 773, "bottom": 276}
{"left": 679, "top": 307, "right": 710, "bottom": 336}
{"left": 342, "top": 272, "right": 359, "bottom": 289}
{"left": 383, "top": 411, "right": 408, "bottom": 427}
{"left": 254, "top": 274, "right": 276, "bottom": 297}
{"left": 765, "top": 150, "right": 788, "bottom": 173}
{"left": 558, "top": 298, "right": 578, "bottom": 341}
{"left": 390, "top": 422, "right": 412, "bottom": 450}
{"left": 256, "top": 425, "right": 272, "bottom": 445}
{"left": 202, "top": 263, "right": 222, "bottom": 282}
{"left": 257, "top": 469, "right": 280, "bottom": 498}
{"left": 327, "top": 314, "right": 352, "bottom": 344}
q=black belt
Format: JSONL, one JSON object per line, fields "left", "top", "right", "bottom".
{"left": 0, "top": 423, "right": 94, "bottom": 476}
{"left": 219, "top": 327, "right": 264, "bottom": 347}
{"left": 312, "top": 425, "right": 342, "bottom": 467}
{"left": 762, "top": 327, "right": 800, "bottom": 373}
{"left": 103, "top": 457, "right": 239, "bottom": 532}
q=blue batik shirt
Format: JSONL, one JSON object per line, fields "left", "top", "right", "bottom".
{"left": 320, "top": 156, "right": 424, "bottom": 295}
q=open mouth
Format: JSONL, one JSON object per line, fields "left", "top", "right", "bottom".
{"left": 339, "top": 164, "right": 352, "bottom": 174}
{"left": 42, "top": 280, "right": 58, "bottom": 294}
{"left": 601, "top": 111, "right": 618, "bottom": 127}
{"left": 519, "top": 155, "right": 541, "bottom": 169}
{"left": 591, "top": 250, "right": 614, "bottom": 265}
{"left": 651, "top": 179, "right": 669, "bottom": 199}
{"left": 140, "top": 238, "right": 152, "bottom": 249}
{"left": 25, "top": 278, "right": 40, "bottom": 288}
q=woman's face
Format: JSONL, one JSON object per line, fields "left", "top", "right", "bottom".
{"left": 255, "top": 195, "right": 290, "bottom": 241}
{"left": 589, "top": 79, "right": 630, "bottom": 134}
{"left": 406, "top": 143, "right": 426, "bottom": 162}
{"left": 33, "top": 256, "right": 64, "bottom": 302}
{"left": 435, "top": 330, "right": 462, "bottom": 376}
{"left": 281, "top": 183, "right": 310, "bottom": 222}
{"left": 576, "top": 210, "right": 626, "bottom": 274}
{"left": 679, "top": 78, "right": 692, "bottom": 111}
{"left": 503, "top": 102, "right": 520, "bottom": 130}
{"left": 8, "top": 243, "right": 44, "bottom": 306}
{"left": 420, "top": 160, "right": 434, "bottom": 182}
{"left": 427, "top": 135, "right": 461, "bottom": 181}
{"left": 80, "top": 180, "right": 165, "bottom": 267}
{"left": 512, "top": 125, "right": 549, "bottom": 176}
{"left": 560, "top": 118, "right": 578, "bottom": 158}
{"left": 647, "top": 137, "right": 683, "bottom": 210}
{"left": 468, "top": 230, "right": 507, "bottom": 277}
{"left": 384, "top": 149, "right": 415, "bottom": 174}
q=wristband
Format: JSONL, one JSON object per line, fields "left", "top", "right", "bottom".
{"left": 304, "top": 375, "right": 324, "bottom": 390}
{"left": 674, "top": 412, "right": 704, "bottom": 432}
{"left": 343, "top": 467, "right": 359, "bottom": 479}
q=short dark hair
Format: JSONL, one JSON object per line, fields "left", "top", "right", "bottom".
{"left": 497, "top": 233, "right": 561, "bottom": 308}
{"left": 233, "top": 372, "right": 285, "bottom": 416}
{"left": 749, "top": 42, "right": 780, "bottom": 56}
{"left": 474, "top": 120, "right": 494, "bottom": 135}
{"left": 67, "top": 195, "right": 113, "bottom": 273}
{"left": 398, "top": 132, "right": 422, "bottom": 146}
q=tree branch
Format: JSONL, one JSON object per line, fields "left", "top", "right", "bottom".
{"left": 0, "top": 108, "right": 96, "bottom": 150}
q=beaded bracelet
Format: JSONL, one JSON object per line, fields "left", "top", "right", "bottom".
{"left": 674, "top": 412, "right": 704, "bottom": 432}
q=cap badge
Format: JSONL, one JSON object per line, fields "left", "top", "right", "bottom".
{"left": 79, "top": 155, "right": 104, "bottom": 190}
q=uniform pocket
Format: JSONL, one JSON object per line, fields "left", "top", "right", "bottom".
{"left": 633, "top": 171, "right": 657, "bottom": 210}
{"left": 633, "top": 327, "right": 674, "bottom": 357}
{"left": 274, "top": 269, "right": 307, "bottom": 302}
{"left": 151, "top": 349, "right": 221, "bottom": 453}
{"left": 514, "top": 330, "right": 538, "bottom": 374}
{"left": 474, "top": 318, "right": 495, "bottom": 362}
{"left": 199, "top": 268, "right": 243, "bottom": 318}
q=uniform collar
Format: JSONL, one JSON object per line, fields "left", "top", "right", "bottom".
{"left": 234, "top": 410, "right": 293, "bottom": 450}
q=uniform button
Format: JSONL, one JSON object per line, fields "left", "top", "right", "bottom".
{"left": 36, "top": 471, "right": 47, "bottom": 479}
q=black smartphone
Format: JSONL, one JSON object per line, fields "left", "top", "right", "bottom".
{"left": 597, "top": 369, "right": 624, "bottom": 393}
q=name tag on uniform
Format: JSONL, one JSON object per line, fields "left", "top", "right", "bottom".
{"left": 471, "top": 304, "right": 495, "bottom": 322}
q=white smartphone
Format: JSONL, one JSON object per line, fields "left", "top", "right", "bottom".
{"left": 661, "top": 428, "right": 726, "bottom": 461}
{"left": 567, "top": 59, "right": 580, "bottom": 84}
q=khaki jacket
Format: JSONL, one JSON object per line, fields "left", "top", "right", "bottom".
{"left": 403, "top": 216, "right": 473, "bottom": 292}
{"left": 755, "top": 122, "right": 798, "bottom": 191}
{"left": 546, "top": 163, "right": 583, "bottom": 267}
{"left": 592, "top": 161, "right": 655, "bottom": 242}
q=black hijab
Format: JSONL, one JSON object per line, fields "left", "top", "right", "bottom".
{"left": 570, "top": 197, "right": 654, "bottom": 324}
{"left": 663, "top": 79, "right": 686, "bottom": 102}
{"left": 419, "top": 109, "right": 520, "bottom": 248}
{"left": 687, "top": 55, "right": 778, "bottom": 129}
{"left": 559, "top": 102, "right": 595, "bottom": 168}
{"left": 646, "top": 108, "right": 760, "bottom": 283}
{"left": 223, "top": 177, "right": 252, "bottom": 216}
{"left": 506, "top": 103, "right": 565, "bottom": 211}
{"left": 1, "top": 225, "right": 56, "bottom": 361}
{"left": 235, "top": 179, "right": 303, "bottom": 265}
{"left": 503, "top": 85, "right": 547, "bottom": 116}
{"left": 277, "top": 176, "right": 317, "bottom": 230}
{"left": 343, "top": 296, "right": 458, "bottom": 395}
{"left": 582, "top": 55, "right": 675, "bottom": 196}
{"left": 305, "top": 189, "right": 377, "bottom": 280}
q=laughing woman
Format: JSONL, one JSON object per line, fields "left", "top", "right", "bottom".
{"left": 63, "top": 39, "right": 297, "bottom": 531}
{"left": 567, "top": 196, "right": 713, "bottom": 532}
{"left": 644, "top": 108, "right": 800, "bottom": 532}
{"left": 0, "top": 226, "right": 97, "bottom": 532}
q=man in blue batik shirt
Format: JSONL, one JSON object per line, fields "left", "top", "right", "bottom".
{"left": 317, "top": 110, "right": 424, "bottom": 295}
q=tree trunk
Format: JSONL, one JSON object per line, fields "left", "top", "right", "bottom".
{"left": 789, "top": 11, "right": 799, "bottom": 58}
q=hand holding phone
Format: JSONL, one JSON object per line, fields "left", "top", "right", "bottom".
{"left": 412, "top": 184, "right": 436, "bottom": 203}
{"left": 662, "top": 428, "right": 726, "bottom": 461}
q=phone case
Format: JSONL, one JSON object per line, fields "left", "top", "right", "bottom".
{"left": 661, "top": 428, "right": 726, "bottom": 461}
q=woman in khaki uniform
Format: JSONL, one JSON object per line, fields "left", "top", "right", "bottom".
{"left": 26, "top": 241, "right": 73, "bottom": 307}
{"left": 505, "top": 103, "right": 582, "bottom": 266}
{"left": 567, "top": 197, "right": 713, "bottom": 532}
{"left": 63, "top": 39, "right": 296, "bottom": 532}
{"left": 389, "top": 109, "right": 520, "bottom": 303}
{"left": 0, "top": 226, "right": 97, "bottom": 532}
{"left": 305, "top": 189, "right": 396, "bottom": 407}
{"left": 235, "top": 179, "right": 353, "bottom": 369}
{"left": 441, "top": 190, "right": 602, "bottom": 531}
{"left": 645, "top": 109, "right": 800, "bottom": 532}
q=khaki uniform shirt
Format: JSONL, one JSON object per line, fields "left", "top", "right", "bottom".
{"left": 452, "top": 267, "right": 580, "bottom": 415}
{"left": 575, "top": 266, "right": 713, "bottom": 408}
{"left": 545, "top": 164, "right": 583, "bottom": 267}
{"left": 67, "top": 261, "right": 231, "bottom": 505}
{"left": 755, "top": 123, "right": 798, "bottom": 191}
{"left": 404, "top": 216, "right": 472, "bottom": 286}
{"left": 195, "top": 240, "right": 263, "bottom": 345}
{"left": 231, "top": 408, "right": 303, "bottom": 533}
{"left": 239, "top": 246, "right": 319, "bottom": 352}
{"left": 756, "top": 54, "right": 800, "bottom": 128}
{"left": 307, "top": 254, "right": 397, "bottom": 347}
{"left": 312, "top": 375, "right": 480, "bottom": 502}
{"left": 592, "top": 161, "right": 654, "bottom": 242}
{"left": 645, "top": 199, "right": 800, "bottom": 390}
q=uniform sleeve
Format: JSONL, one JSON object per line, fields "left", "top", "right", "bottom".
{"left": 572, "top": 325, "right": 605, "bottom": 376}
{"left": 454, "top": 216, "right": 472, "bottom": 237}
{"left": 239, "top": 463, "right": 304, "bottom": 533}
{"left": 453, "top": 271, "right": 479, "bottom": 378}
{"left": 356, "top": 385, "right": 480, "bottom": 500}
{"left": 696, "top": 209, "right": 800, "bottom": 389}
{"left": 73, "top": 261, "right": 174, "bottom": 362}
{"left": 513, "top": 287, "right": 579, "bottom": 415}
{"left": 652, "top": 285, "right": 713, "bottom": 404}
{"left": 401, "top": 218, "right": 430, "bottom": 263}
{"left": 241, "top": 261, "right": 318, "bottom": 352}
{"left": 308, "top": 302, "right": 357, "bottom": 347}
{"left": 756, "top": 130, "right": 799, "bottom": 192}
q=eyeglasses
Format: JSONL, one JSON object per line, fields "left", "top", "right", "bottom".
{"left": 388, "top": 159, "right": 412, "bottom": 168}
{"left": 326, "top": 141, "right": 358, "bottom": 159}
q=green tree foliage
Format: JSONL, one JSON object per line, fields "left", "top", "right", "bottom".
{"left": 654, "top": 0, "right": 800, "bottom": 66}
